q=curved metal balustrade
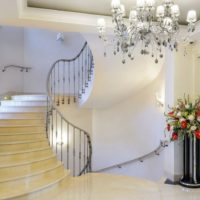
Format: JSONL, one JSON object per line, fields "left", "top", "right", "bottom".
{"left": 46, "top": 42, "right": 93, "bottom": 176}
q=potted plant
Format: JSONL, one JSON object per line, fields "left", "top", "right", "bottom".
{"left": 165, "top": 95, "right": 200, "bottom": 188}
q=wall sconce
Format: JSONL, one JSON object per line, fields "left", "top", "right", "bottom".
{"left": 56, "top": 32, "right": 64, "bottom": 42}
{"left": 56, "top": 141, "right": 64, "bottom": 146}
{"left": 155, "top": 93, "right": 164, "bottom": 107}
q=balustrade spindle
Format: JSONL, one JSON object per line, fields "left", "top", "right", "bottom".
{"left": 57, "top": 63, "right": 60, "bottom": 106}
{"left": 61, "top": 118, "right": 63, "bottom": 162}
{"left": 79, "top": 130, "right": 81, "bottom": 174}
{"left": 55, "top": 111, "right": 58, "bottom": 154}
{"left": 88, "top": 48, "right": 90, "bottom": 82}
{"left": 85, "top": 46, "right": 87, "bottom": 88}
{"left": 73, "top": 127, "right": 75, "bottom": 176}
{"left": 73, "top": 61, "right": 76, "bottom": 103}
{"left": 78, "top": 57, "right": 80, "bottom": 99}
{"left": 86, "top": 139, "right": 89, "bottom": 172}
{"left": 53, "top": 68, "right": 56, "bottom": 104}
{"left": 68, "top": 61, "right": 71, "bottom": 104}
{"left": 62, "top": 62, "right": 65, "bottom": 104}
{"left": 50, "top": 74, "right": 53, "bottom": 98}
{"left": 51, "top": 108, "right": 54, "bottom": 147}
{"left": 84, "top": 135, "right": 86, "bottom": 174}
{"left": 67, "top": 122, "right": 70, "bottom": 169}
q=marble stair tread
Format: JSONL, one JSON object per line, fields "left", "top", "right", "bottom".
{"left": 0, "top": 106, "right": 46, "bottom": 113}
{"left": 0, "top": 132, "right": 46, "bottom": 142}
{"left": 0, "top": 131, "right": 46, "bottom": 135}
{"left": 0, "top": 113, "right": 45, "bottom": 120}
{"left": 0, "top": 138, "right": 48, "bottom": 145}
{"left": 0, "top": 124, "right": 45, "bottom": 127}
{"left": 0, "top": 147, "right": 51, "bottom": 156}
{"left": 0, "top": 147, "right": 53, "bottom": 166}
{"left": 0, "top": 118, "right": 45, "bottom": 121}
{"left": 0, "top": 100, "right": 46, "bottom": 107}
{"left": 0, "top": 171, "right": 70, "bottom": 200}
{"left": 0, "top": 126, "right": 45, "bottom": 133}
{"left": 0, "top": 119, "right": 45, "bottom": 126}
{"left": 0, "top": 140, "right": 49, "bottom": 154}
{"left": 11, "top": 95, "right": 47, "bottom": 101}
{"left": 0, "top": 166, "right": 67, "bottom": 200}
{"left": 0, "top": 156, "right": 59, "bottom": 181}
{"left": 24, "top": 175, "right": 71, "bottom": 200}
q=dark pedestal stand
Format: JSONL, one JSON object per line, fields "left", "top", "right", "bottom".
{"left": 180, "top": 136, "right": 200, "bottom": 188}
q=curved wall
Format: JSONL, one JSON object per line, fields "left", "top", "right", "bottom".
{"left": 91, "top": 67, "right": 165, "bottom": 180}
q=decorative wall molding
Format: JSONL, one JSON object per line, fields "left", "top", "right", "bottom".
{"left": 17, "top": 0, "right": 113, "bottom": 33}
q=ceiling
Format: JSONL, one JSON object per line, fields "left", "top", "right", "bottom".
{"left": 27, "top": 0, "right": 200, "bottom": 24}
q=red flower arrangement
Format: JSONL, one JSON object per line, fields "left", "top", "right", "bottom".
{"left": 165, "top": 95, "right": 200, "bottom": 141}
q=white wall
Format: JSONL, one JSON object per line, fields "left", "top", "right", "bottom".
{"left": 0, "top": 26, "right": 86, "bottom": 95}
{"left": 0, "top": 26, "right": 24, "bottom": 95}
{"left": 92, "top": 68, "right": 165, "bottom": 181}
{"left": 23, "top": 28, "right": 85, "bottom": 93}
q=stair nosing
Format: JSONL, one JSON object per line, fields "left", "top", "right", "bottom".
{"left": 1, "top": 100, "right": 46, "bottom": 102}
{"left": 0, "top": 147, "right": 51, "bottom": 156}
{"left": 0, "top": 132, "right": 46, "bottom": 136}
{"left": 0, "top": 119, "right": 45, "bottom": 121}
{"left": 0, "top": 131, "right": 46, "bottom": 135}
{"left": 0, "top": 105, "right": 47, "bottom": 108}
{"left": 0, "top": 138, "right": 48, "bottom": 145}
{"left": 0, "top": 125, "right": 45, "bottom": 127}
{"left": 0, "top": 162, "right": 62, "bottom": 183}
{"left": 0, "top": 112, "right": 43, "bottom": 114}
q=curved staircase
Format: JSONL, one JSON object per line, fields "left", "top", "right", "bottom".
{"left": 0, "top": 42, "right": 94, "bottom": 199}
{"left": 0, "top": 94, "right": 69, "bottom": 200}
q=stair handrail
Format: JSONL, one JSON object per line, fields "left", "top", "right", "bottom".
{"left": 94, "top": 140, "right": 168, "bottom": 173}
{"left": 2, "top": 65, "right": 31, "bottom": 72}
{"left": 46, "top": 42, "right": 92, "bottom": 176}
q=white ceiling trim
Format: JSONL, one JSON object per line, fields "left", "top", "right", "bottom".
{"left": 17, "top": 0, "right": 113, "bottom": 33}
{"left": 17, "top": 0, "right": 200, "bottom": 41}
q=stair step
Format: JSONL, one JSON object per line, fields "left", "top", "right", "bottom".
{"left": 0, "top": 165, "right": 66, "bottom": 200}
{"left": 12, "top": 95, "right": 47, "bottom": 101}
{"left": 0, "top": 156, "right": 59, "bottom": 181}
{"left": 0, "top": 119, "right": 45, "bottom": 126}
{"left": 0, "top": 131, "right": 45, "bottom": 135}
{"left": 8, "top": 172, "right": 70, "bottom": 200}
{"left": 23, "top": 174, "right": 70, "bottom": 200}
{"left": 0, "top": 106, "right": 46, "bottom": 113}
{"left": 0, "top": 94, "right": 71, "bottom": 199}
{"left": 0, "top": 139, "right": 49, "bottom": 154}
{"left": 0, "top": 148, "right": 53, "bottom": 167}
{"left": 0, "top": 112, "right": 45, "bottom": 119}
{"left": 0, "top": 156, "right": 58, "bottom": 182}
{"left": 0, "top": 125, "right": 45, "bottom": 133}
{"left": 0, "top": 100, "right": 46, "bottom": 107}
{"left": 0, "top": 132, "right": 46, "bottom": 142}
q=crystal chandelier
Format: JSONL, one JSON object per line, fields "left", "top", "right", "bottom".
{"left": 97, "top": 0, "right": 197, "bottom": 64}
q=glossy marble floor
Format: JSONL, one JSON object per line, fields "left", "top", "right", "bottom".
{"left": 34, "top": 173, "right": 200, "bottom": 200}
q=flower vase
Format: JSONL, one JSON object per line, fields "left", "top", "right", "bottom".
{"left": 180, "top": 135, "right": 200, "bottom": 188}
